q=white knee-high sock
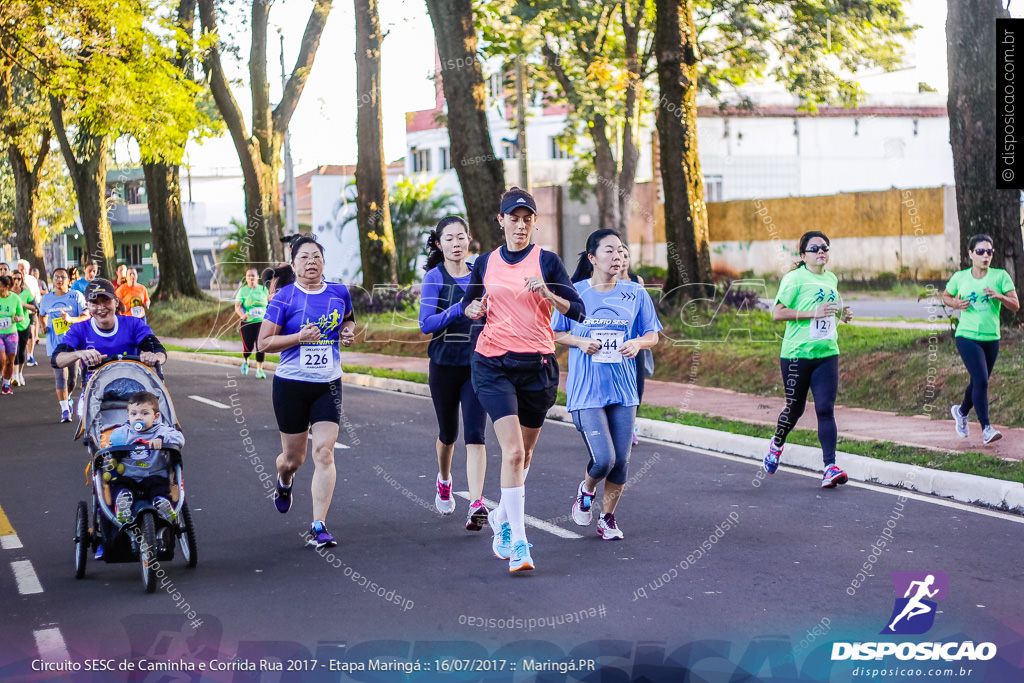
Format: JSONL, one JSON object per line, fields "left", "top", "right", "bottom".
{"left": 502, "top": 486, "right": 527, "bottom": 545}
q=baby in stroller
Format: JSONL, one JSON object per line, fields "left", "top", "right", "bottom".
{"left": 107, "top": 391, "right": 185, "bottom": 522}
{"left": 97, "top": 390, "right": 185, "bottom": 559}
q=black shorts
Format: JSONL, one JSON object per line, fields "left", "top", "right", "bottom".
{"left": 470, "top": 351, "right": 558, "bottom": 429}
{"left": 272, "top": 376, "right": 343, "bottom": 434}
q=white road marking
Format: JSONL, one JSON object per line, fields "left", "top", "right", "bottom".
{"left": 307, "top": 435, "right": 350, "bottom": 449}
{"left": 11, "top": 559, "right": 43, "bottom": 595}
{"left": 187, "top": 395, "right": 231, "bottom": 409}
{"left": 646, "top": 437, "right": 1024, "bottom": 525}
{"left": 454, "top": 492, "right": 583, "bottom": 539}
{"left": 1, "top": 534, "right": 23, "bottom": 550}
{"left": 34, "top": 627, "right": 70, "bottom": 663}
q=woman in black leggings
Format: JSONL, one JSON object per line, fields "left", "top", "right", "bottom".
{"left": 418, "top": 216, "right": 489, "bottom": 529}
{"left": 942, "top": 234, "right": 1019, "bottom": 445}
{"left": 764, "top": 231, "right": 853, "bottom": 489}
{"left": 234, "top": 268, "right": 270, "bottom": 378}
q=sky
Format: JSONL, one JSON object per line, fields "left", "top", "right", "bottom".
{"left": 181, "top": 0, "right": 1016, "bottom": 176}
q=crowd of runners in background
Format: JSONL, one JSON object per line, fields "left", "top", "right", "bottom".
{"left": 1, "top": 184, "right": 1017, "bottom": 576}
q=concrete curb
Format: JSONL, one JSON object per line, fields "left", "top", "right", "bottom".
{"left": 168, "top": 350, "right": 1023, "bottom": 516}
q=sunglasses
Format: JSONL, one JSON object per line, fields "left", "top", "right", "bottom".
{"left": 804, "top": 245, "right": 830, "bottom": 254}
{"left": 974, "top": 248, "right": 994, "bottom": 256}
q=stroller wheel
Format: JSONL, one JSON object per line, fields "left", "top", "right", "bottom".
{"left": 178, "top": 502, "right": 198, "bottom": 568}
{"left": 74, "top": 501, "right": 89, "bottom": 579}
{"left": 136, "top": 511, "right": 158, "bottom": 593}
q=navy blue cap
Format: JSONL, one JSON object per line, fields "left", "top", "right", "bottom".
{"left": 499, "top": 193, "right": 537, "bottom": 216}
{"left": 85, "top": 278, "right": 117, "bottom": 300}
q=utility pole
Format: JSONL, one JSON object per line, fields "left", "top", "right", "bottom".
{"left": 515, "top": 54, "right": 529, "bottom": 190}
{"left": 279, "top": 30, "right": 299, "bottom": 235}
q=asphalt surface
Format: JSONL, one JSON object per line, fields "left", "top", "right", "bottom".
{"left": 1, "top": 357, "right": 1023, "bottom": 682}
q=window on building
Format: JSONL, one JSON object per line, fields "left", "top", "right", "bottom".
{"left": 411, "top": 148, "right": 431, "bottom": 173}
{"left": 704, "top": 175, "right": 724, "bottom": 203}
{"left": 549, "top": 137, "right": 568, "bottom": 160}
{"left": 121, "top": 243, "right": 144, "bottom": 267}
{"left": 502, "top": 141, "right": 516, "bottom": 159}
{"left": 72, "top": 246, "right": 83, "bottom": 266}
{"left": 487, "top": 73, "right": 503, "bottom": 100}
{"left": 440, "top": 147, "right": 451, "bottom": 170}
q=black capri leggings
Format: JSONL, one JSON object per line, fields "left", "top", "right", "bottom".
{"left": 955, "top": 336, "right": 999, "bottom": 427}
{"left": 240, "top": 321, "right": 265, "bottom": 363}
{"left": 271, "top": 376, "right": 343, "bottom": 434}
{"left": 428, "top": 361, "right": 486, "bottom": 445}
{"left": 15, "top": 327, "right": 30, "bottom": 364}
{"left": 773, "top": 355, "right": 839, "bottom": 466}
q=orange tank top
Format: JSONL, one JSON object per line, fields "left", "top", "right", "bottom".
{"left": 475, "top": 245, "right": 556, "bottom": 356}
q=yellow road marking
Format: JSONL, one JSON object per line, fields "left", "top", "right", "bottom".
{"left": 0, "top": 501, "right": 15, "bottom": 537}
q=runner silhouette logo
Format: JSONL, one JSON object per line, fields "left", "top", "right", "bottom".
{"left": 881, "top": 571, "right": 949, "bottom": 635}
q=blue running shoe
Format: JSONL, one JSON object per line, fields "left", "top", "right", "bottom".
{"left": 26, "top": 355, "right": 37, "bottom": 367}
{"left": 821, "top": 464, "right": 848, "bottom": 488}
{"left": 763, "top": 439, "right": 783, "bottom": 474}
{"left": 240, "top": 361, "right": 249, "bottom": 376}
{"left": 61, "top": 409, "right": 72, "bottom": 423}
{"left": 491, "top": 520, "right": 512, "bottom": 560}
{"left": 94, "top": 544, "right": 105, "bottom": 560}
{"left": 307, "top": 521, "right": 337, "bottom": 549}
{"left": 275, "top": 476, "right": 292, "bottom": 513}
{"left": 508, "top": 540, "right": 534, "bottom": 572}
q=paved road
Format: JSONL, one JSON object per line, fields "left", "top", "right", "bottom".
{"left": 1, "top": 358, "right": 1022, "bottom": 682}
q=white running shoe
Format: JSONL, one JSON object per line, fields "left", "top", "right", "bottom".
{"left": 434, "top": 475, "right": 456, "bottom": 515}
{"left": 597, "top": 513, "right": 624, "bottom": 540}
{"left": 982, "top": 425, "right": 1002, "bottom": 444}
{"left": 571, "top": 480, "right": 594, "bottom": 526}
{"left": 153, "top": 496, "right": 176, "bottom": 522}
{"left": 115, "top": 490, "right": 134, "bottom": 523}
{"left": 950, "top": 405, "right": 969, "bottom": 438}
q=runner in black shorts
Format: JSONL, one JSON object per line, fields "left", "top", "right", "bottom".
{"left": 419, "top": 216, "right": 489, "bottom": 528}
{"left": 235, "top": 268, "right": 270, "bottom": 378}
{"left": 463, "top": 187, "right": 586, "bottom": 572}
{"left": 258, "top": 235, "right": 355, "bottom": 549}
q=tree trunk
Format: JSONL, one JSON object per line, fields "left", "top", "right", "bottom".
{"left": 354, "top": 0, "right": 397, "bottom": 287}
{"left": 425, "top": 0, "right": 506, "bottom": 253}
{"left": 50, "top": 97, "right": 115, "bottom": 277}
{"left": 617, "top": 0, "right": 644, "bottom": 242}
{"left": 7, "top": 132, "right": 49, "bottom": 275}
{"left": 143, "top": 162, "right": 205, "bottom": 300}
{"left": 947, "top": 0, "right": 1023, "bottom": 324}
{"left": 655, "top": 0, "right": 712, "bottom": 300}
{"left": 199, "top": 0, "right": 332, "bottom": 267}
{"left": 591, "top": 114, "right": 621, "bottom": 231}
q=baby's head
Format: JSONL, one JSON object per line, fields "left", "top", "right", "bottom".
{"left": 126, "top": 392, "right": 161, "bottom": 432}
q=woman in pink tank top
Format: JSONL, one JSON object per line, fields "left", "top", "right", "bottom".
{"left": 463, "top": 187, "right": 586, "bottom": 574}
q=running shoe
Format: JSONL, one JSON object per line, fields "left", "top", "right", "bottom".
{"left": 950, "top": 404, "right": 969, "bottom": 438}
{"left": 491, "top": 519, "right": 512, "bottom": 560}
{"left": 10, "top": 376, "right": 20, "bottom": 387}
{"left": 632, "top": 424, "right": 639, "bottom": 446}
{"left": 0, "top": 385, "right": 11, "bottom": 396}
{"left": 597, "top": 513, "right": 624, "bottom": 540}
{"left": 153, "top": 496, "right": 176, "bottom": 522}
{"left": 240, "top": 361, "right": 249, "bottom": 376}
{"left": 275, "top": 476, "right": 292, "bottom": 513}
{"left": 465, "top": 499, "right": 488, "bottom": 531}
{"left": 763, "top": 439, "right": 783, "bottom": 474}
{"left": 18, "top": 373, "right": 25, "bottom": 385}
{"left": 255, "top": 368, "right": 267, "bottom": 379}
{"left": 68, "top": 398, "right": 74, "bottom": 415}
{"left": 307, "top": 521, "right": 337, "bottom": 549}
{"left": 982, "top": 425, "right": 1003, "bottom": 444}
{"left": 60, "top": 409, "right": 72, "bottom": 423}
{"left": 571, "top": 480, "right": 594, "bottom": 526}
{"left": 94, "top": 544, "right": 105, "bottom": 560}
{"left": 115, "top": 490, "right": 134, "bottom": 523}
{"left": 26, "top": 355, "right": 37, "bottom": 367}
{"left": 821, "top": 464, "right": 849, "bottom": 488}
{"left": 508, "top": 540, "right": 534, "bottom": 572}
{"left": 435, "top": 475, "right": 456, "bottom": 515}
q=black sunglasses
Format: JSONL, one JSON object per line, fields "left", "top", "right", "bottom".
{"left": 974, "top": 248, "right": 994, "bottom": 256}
{"left": 804, "top": 245, "right": 830, "bottom": 254}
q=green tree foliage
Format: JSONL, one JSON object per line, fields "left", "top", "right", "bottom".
{"left": 216, "top": 218, "right": 252, "bottom": 285}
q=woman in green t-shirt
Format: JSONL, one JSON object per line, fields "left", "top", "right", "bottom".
{"left": 764, "top": 231, "right": 853, "bottom": 489}
{"left": 234, "top": 268, "right": 270, "bottom": 378}
{"left": 9, "top": 270, "right": 37, "bottom": 388}
{"left": 942, "top": 234, "right": 1020, "bottom": 445}
{"left": 0, "top": 275, "right": 26, "bottom": 395}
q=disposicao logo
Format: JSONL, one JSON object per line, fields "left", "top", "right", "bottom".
{"left": 883, "top": 571, "right": 948, "bottom": 635}
{"left": 831, "top": 571, "right": 997, "bottom": 663}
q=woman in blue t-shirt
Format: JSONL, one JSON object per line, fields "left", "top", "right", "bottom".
{"left": 418, "top": 216, "right": 489, "bottom": 529}
{"left": 553, "top": 229, "right": 661, "bottom": 540}
{"left": 258, "top": 234, "right": 355, "bottom": 550}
